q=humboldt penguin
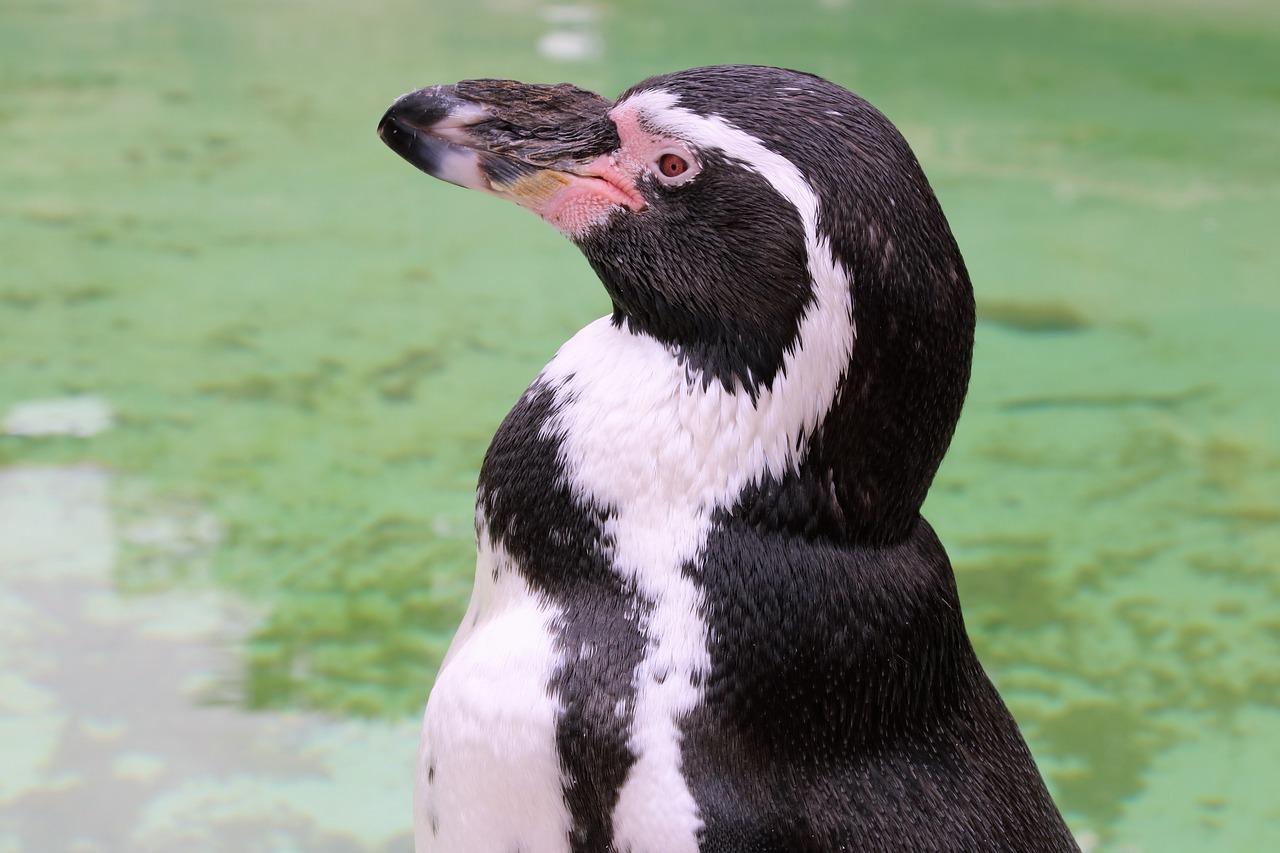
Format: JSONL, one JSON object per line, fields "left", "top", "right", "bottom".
{"left": 378, "top": 64, "right": 1078, "bottom": 853}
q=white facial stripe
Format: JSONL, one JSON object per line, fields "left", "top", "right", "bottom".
{"left": 539, "top": 91, "right": 854, "bottom": 851}
{"left": 610, "top": 86, "right": 857, "bottom": 476}
{"left": 616, "top": 88, "right": 822, "bottom": 239}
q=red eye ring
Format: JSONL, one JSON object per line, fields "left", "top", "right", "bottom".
{"left": 658, "top": 152, "right": 689, "bottom": 178}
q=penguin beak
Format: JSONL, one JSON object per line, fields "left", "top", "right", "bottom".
{"left": 377, "top": 80, "right": 646, "bottom": 235}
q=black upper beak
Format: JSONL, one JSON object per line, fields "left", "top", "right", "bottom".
{"left": 377, "top": 80, "right": 620, "bottom": 189}
{"left": 377, "top": 87, "right": 484, "bottom": 183}
{"left": 377, "top": 79, "right": 646, "bottom": 234}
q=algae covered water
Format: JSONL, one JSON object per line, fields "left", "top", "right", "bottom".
{"left": 2, "top": 1, "right": 1278, "bottom": 850}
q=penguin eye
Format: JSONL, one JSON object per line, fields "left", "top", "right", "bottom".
{"left": 658, "top": 152, "right": 688, "bottom": 177}
{"left": 652, "top": 149, "right": 698, "bottom": 187}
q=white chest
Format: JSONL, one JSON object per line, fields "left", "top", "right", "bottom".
{"left": 415, "top": 301, "right": 851, "bottom": 852}
{"left": 414, "top": 541, "right": 571, "bottom": 852}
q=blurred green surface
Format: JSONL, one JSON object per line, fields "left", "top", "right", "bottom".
{"left": 2, "top": 0, "right": 1278, "bottom": 850}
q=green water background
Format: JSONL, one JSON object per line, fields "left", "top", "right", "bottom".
{"left": 2, "top": 0, "right": 1277, "bottom": 850}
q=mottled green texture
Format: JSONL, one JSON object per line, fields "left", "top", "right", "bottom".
{"left": 242, "top": 516, "right": 471, "bottom": 717}
{"left": 2, "top": 0, "right": 1278, "bottom": 850}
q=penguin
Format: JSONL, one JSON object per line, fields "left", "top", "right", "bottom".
{"left": 378, "top": 65, "right": 1079, "bottom": 853}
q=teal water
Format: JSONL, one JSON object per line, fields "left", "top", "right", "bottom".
{"left": 2, "top": 0, "right": 1278, "bottom": 850}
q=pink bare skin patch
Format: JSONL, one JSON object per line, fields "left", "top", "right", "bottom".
{"left": 502, "top": 96, "right": 699, "bottom": 239}
{"left": 609, "top": 99, "right": 702, "bottom": 190}
{"left": 523, "top": 154, "right": 647, "bottom": 238}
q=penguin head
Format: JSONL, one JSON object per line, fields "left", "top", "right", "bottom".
{"left": 379, "top": 65, "right": 974, "bottom": 542}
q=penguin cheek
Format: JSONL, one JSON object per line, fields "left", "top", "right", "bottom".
{"left": 535, "top": 187, "right": 627, "bottom": 239}
{"left": 517, "top": 157, "right": 646, "bottom": 240}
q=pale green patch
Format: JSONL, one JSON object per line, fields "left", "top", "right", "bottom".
{"left": 2, "top": 0, "right": 1278, "bottom": 849}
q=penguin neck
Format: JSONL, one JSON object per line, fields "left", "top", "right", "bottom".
{"left": 550, "top": 187, "right": 973, "bottom": 550}
{"left": 538, "top": 286, "right": 851, "bottom": 535}
{"left": 533, "top": 286, "right": 969, "bottom": 558}
{"left": 571, "top": 288, "right": 971, "bottom": 552}
{"left": 808, "top": 235, "right": 976, "bottom": 547}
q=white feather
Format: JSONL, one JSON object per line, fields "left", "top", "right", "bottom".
{"left": 415, "top": 527, "right": 572, "bottom": 852}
